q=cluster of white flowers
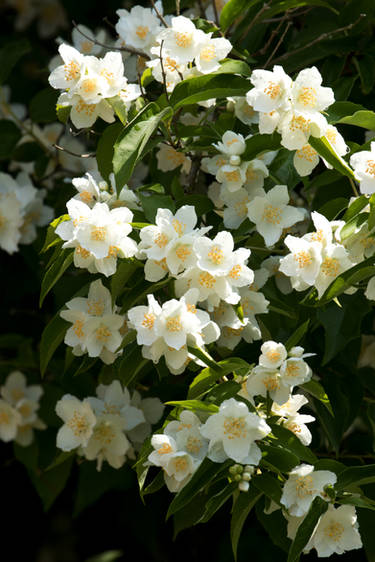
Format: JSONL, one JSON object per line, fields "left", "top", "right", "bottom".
{"left": 279, "top": 211, "right": 354, "bottom": 298}
{"left": 55, "top": 380, "right": 164, "bottom": 470}
{"left": 244, "top": 341, "right": 313, "bottom": 406}
{"left": 60, "top": 279, "right": 126, "bottom": 364}
{"left": 271, "top": 394, "right": 315, "bottom": 446}
{"left": 56, "top": 191, "right": 137, "bottom": 277}
{"left": 69, "top": 172, "right": 140, "bottom": 212}
{"left": 246, "top": 65, "right": 349, "bottom": 177}
{"left": 0, "top": 171, "right": 53, "bottom": 254}
{"left": 148, "top": 398, "right": 270, "bottom": 492}
{"left": 0, "top": 371, "right": 45, "bottom": 446}
{"left": 48, "top": 44, "right": 141, "bottom": 128}
{"left": 128, "top": 288, "right": 219, "bottom": 374}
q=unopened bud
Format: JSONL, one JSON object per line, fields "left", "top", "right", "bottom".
{"left": 238, "top": 480, "right": 249, "bottom": 492}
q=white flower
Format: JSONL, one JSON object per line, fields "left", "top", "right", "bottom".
{"left": 350, "top": 141, "right": 375, "bottom": 195}
{"left": 290, "top": 67, "right": 334, "bottom": 113}
{"left": 280, "top": 464, "right": 336, "bottom": 516}
{"left": 127, "top": 294, "right": 162, "bottom": 347}
{"left": 164, "top": 410, "right": 208, "bottom": 461}
{"left": 259, "top": 341, "right": 287, "bottom": 368}
{"left": 259, "top": 109, "right": 281, "bottom": 134}
{"left": 156, "top": 16, "right": 205, "bottom": 64}
{"left": 56, "top": 394, "right": 96, "bottom": 451}
{"left": 148, "top": 434, "right": 178, "bottom": 467}
{"left": 0, "top": 400, "right": 22, "bottom": 442}
{"left": 82, "top": 414, "right": 130, "bottom": 470}
{"left": 308, "top": 504, "right": 362, "bottom": 557}
{"left": 126, "top": 390, "right": 164, "bottom": 446}
{"left": 246, "top": 366, "right": 291, "bottom": 405}
{"left": 58, "top": 92, "right": 115, "bottom": 129}
{"left": 200, "top": 398, "right": 271, "bottom": 464}
{"left": 278, "top": 109, "right": 328, "bottom": 151}
{"left": 243, "top": 159, "right": 269, "bottom": 191}
{"left": 90, "top": 380, "right": 145, "bottom": 431}
{"left": 247, "top": 185, "right": 305, "bottom": 247}
{"left": 314, "top": 244, "right": 353, "bottom": 298}
{"left": 195, "top": 36, "right": 232, "bottom": 74}
{"left": 194, "top": 231, "right": 236, "bottom": 275}
{"left": 228, "top": 97, "right": 259, "bottom": 125}
{"left": 156, "top": 144, "right": 192, "bottom": 173}
{"left": 116, "top": 5, "right": 162, "bottom": 54}
{"left": 216, "top": 163, "right": 247, "bottom": 192}
{"left": 293, "top": 144, "right": 319, "bottom": 176}
{"left": 48, "top": 44, "right": 84, "bottom": 91}
{"left": 247, "top": 65, "right": 292, "bottom": 113}
{"left": 71, "top": 24, "right": 106, "bottom": 56}
{"left": 214, "top": 131, "right": 246, "bottom": 159}
{"left": 365, "top": 276, "right": 375, "bottom": 300}
{"left": 279, "top": 235, "right": 323, "bottom": 285}
{"left": 147, "top": 50, "right": 186, "bottom": 92}
{"left": 222, "top": 188, "right": 251, "bottom": 229}
{"left": 271, "top": 394, "right": 315, "bottom": 446}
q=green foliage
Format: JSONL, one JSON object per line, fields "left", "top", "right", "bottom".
{"left": 287, "top": 497, "right": 328, "bottom": 562}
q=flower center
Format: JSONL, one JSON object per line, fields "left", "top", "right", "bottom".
{"left": 142, "top": 313, "right": 155, "bottom": 329}
{"left": 321, "top": 257, "right": 339, "bottom": 277}
{"left": 295, "top": 250, "right": 312, "bottom": 268}
{"left": 87, "top": 299, "right": 104, "bottom": 316}
{"left": 166, "top": 315, "right": 182, "bottom": 332}
{"left": 73, "top": 319, "right": 85, "bottom": 339}
{"left": 91, "top": 227, "right": 107, "bottom": 241}
{"left": 172, "top": 218, "right": 186, "bottom": 236}
{"left": 366, "top": 160, "right": 375, "bottom": 177}
{"left": 64, "top": 60, "right": 80, "bottom": 81}
{"left": 175, "top": 245, "right": 191, "bottom": 261}
{"left": 67, "top": 411, "right": 89, "bottom": 436}
{"left": 200, "top": 44, "right": 216, "bottom": 62}
{"left": 262, "top": 204, "right": 282, "bottom": 225}
{"left": 95, "top": 325, "right": 111, "bottom": 342}
{"left": 228, "top": 265, "right": 242, "bottom": 279}
{"left": 154, "top": 232, "right": 169, "bottom": 248}
{"left": 208, "top": 245, "right": 225, "bottom": 265}
{"left": 264, "top": 81, "right": 281, "bottom": 99}
{"left": 175, "top": 31, "right": 193, "bottom": 48}
{"left": 199, "top": 271, "right": 216, "bottom": 288}
{"left": 324, "top": 522, "right": 344, "bottom": 542}
{"left": 136, "top": 25, "right": 149, "bottom": 40}
{"left": 295, "top": 475, "right": 314, "bottom": 497}
{"left": 223, "top": 417, "right": 246, "bottom": 439}
{"left": 296, "top": 145, "right": 317, "bottom": 162}
{"left": 298, "top": 87, "right": 317, "bottom": 108}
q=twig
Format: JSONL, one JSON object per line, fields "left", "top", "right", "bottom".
{"left": 271, "top": 14, "right": 366, "bottom": 66}
{"left": 176, "top": 0, "right": 180, "bottom": 16}
{"left": 150, "top": 0, "right": 169, "bottom": 27}
{"left": 102, "top": 16, "right": 116, "bottom": 30}
{"left": 197, "top": 0, "right": 206, "bottom": 18}
{"left": 257, "top": 12, "right": 289, "bottom": 56}
{"left": 349, "top": 177, "right": 359, "bottom": 197}
{"left": 264, "top": 21, "right": 292, "bottom": 68}
{"left": 212, "top": 0, "right": 219, "bottom": 26}
{"left": 72, "top": 20, "right": 151, "bottom": 60}
{"left": 237, "top": 2, "right": 271, "bottom": 43}
{"left": 262, "top": 7, "right": 312, "bottom": 23}
{"left": 53, "top": 144, "right": 96, "bottom": 158}
{"left": 159, "top": 41, "right": 170, "bottom": 103}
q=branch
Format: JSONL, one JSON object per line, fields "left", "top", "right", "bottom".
{"left": 271, "top": 14, "right": 366, "bottom": 66}
{"left": 72, "top": 20, "right": 151, "bottom": 60}
{"left": 264, "top": 21, "right": 292, "bottom": 69}
{"left": 150, "top": 0, "right": 169, "bottom": 28}
{"left": 53, "top": 144, "right": 96, "bottom": 158}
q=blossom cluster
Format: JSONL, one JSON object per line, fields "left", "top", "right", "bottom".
{"left": 0, "top": 371, "right": 45, "bottom": 446}
{"left": 55, "top": 380, "right": 164, "bottom": 470}
{"left": 60, "top": 279, "right": 126, "bottom": 364}
{"left": 0, "top": 171, "right": 52, "bottom": 254}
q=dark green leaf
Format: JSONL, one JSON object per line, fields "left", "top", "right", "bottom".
{"left": 169, "top": 74, "right": 250, "bottom": 109}
{"left": 29, "top": 88, "right": 59, "bottom": 123}
{"left": 40, "top": 249, "right": 74, "bottom": 307}
{"left": 230, "top": 488, "right": 263, "bottom": 560}
{"left": 0, "top": 39, "right": 30, "bottom": 85}
{"left": 260, "top": 443, "right": 299, "bottom": 473}
{"left": 165, "top": 399, "right": 219, "bottom": 414}
{"left": 336, "top": 465, "right": 375, "bottom": 491}
{"left": 242, "top": 133, "right": 281, "bottom": 161}
{"left": 0, "top": 119, "right": 21, "bottom": 159}
{"left": 40, "top": 313, "right": 67, "bottom": 376}
{"left": 285, "top": 320, "right": 310, "bottom": 351}
{"left": 252, "top": 473, "right": 282, "bottom": 505}
{"left": 271, "top": 424, "right": 318, "bottom": 464}
{"left": 96, "top": 122, "right": 123, "bottom": 182}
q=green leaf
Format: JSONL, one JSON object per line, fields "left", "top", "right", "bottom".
{"left": 85, "top": 551, "right": 123, "bottom": 562}
{"left": 270, "top": 424, "right": 318, "bottom": 464}
{"left": 56, "top": 104, "right": 71, "bottom": 124}
{"left": 353, "top": 55, "right": 375, "bottom": 95}
{"left": 287, "top": 497, "right": 328, "bottom": 562}
{"left": 260, "top": 443, "right": 299, "bottom": 473}
{"left": 230, "top": 488, "right": 263, "bottom": 560}
{"left": 242, "top": 133, "right": 281, "bottom": 161}
{"left": 317, "top": 197, "right": 348, "bottom": 221}
{"left": 138, "top": 192, "right": 175, "bottom": 222}
{"left": 167, "top": 458, "right": 231, "bottom": 518}
{"left": 336, "top": 465, "right": 375, "bottom": 491}
{"left": 285, "top": 320, "right": 310, "bottom": 351}
{"left": 169, "top": 74, "right": 250, "bottom": 109}
{"left": 309, "top": 136, "right": 355, "bottom": 179}
{"left": 188, "top": 357, "right": 250, "bottom": 399}
{"left": 301, "top": 380, "right": 333, "bottom": 415}
{"left": 29, "top": 88, "right": 59, "bottom": 123}
{"left": 29, "top": 456, "right": 74, "bottom": 511}
{"left": 0, "top": 39, "right": 30, "bottom": 85}
{"left": 220, "top": 0, "right": 261, "bottom": 30}
{"left": 343, "top": 195, "right": 369, "bottom": 221}
{"left": 338, "top": 110, "right": 375, "bottom": 130}
{"left": 212, "top": 59, "right": 251, "bottom": 77}
{"left": 165, "top": 399, "right": 219, "bottom": 414}
{"left": 107, "top": 95, "right": 128, "bottom": 125}
{"left": 337, "top": 494, "right": 375, "bottom": 511}
{"left": 340, "top": 212, "right": 368, "bottom": 241}
{"left": 96, "top": 122, "right": 123, "bottom": 182}
{"left": 198, "top": 482, "right": 237, "bottom": 523}
{"left": 368, "top": 194, "right": 375, "bottom": 231}
{"left": 40, "top": 249, "right": 74, "bottom": 307}
{"left": 0, "top": 119, "right": 21, "bottom": 159}
{"left": 113, "top": 103, "right": 172, "bottom": 190}
{"left": 117, "top": 344, "right": 150, "bottom": 387}
{"left": 318, "top": 256, "right": 375, "bottom": 305}
{"left": 40, "top": 313, "right": 67, "bottom": 376}
{"left": 252, "top": 473, "right": 282, "bottom": 505}
{"left": 110, "top": 259, "right": 139, "bottom": 301}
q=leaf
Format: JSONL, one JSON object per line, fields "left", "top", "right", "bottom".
{"left": 337, "top": 494, "right": 375, "bottom": 511}
{"left": 169, "top": 74, "right": 251, "bottom": 109}
{"left": 188, "top": 357, "right": 250, "bottom": 399}
{"left": 339, "top": 212, "right": 368, "bottom": 241}
{"left": 29, "top": 456, "right": 74, "bottom": 511}
{"left": 230, "top": 488, "right": 263, "bottom": 560}
{"left": 301, "top": 380, "right": 333, "bottom": 415}
{"left": 317, "top": 197, "right": 348, "bottom": 221}
{"left": 252, "top": 473, "right": 282, "bottom": 505}
{"left": 29, "top": 88, "right": 59, "bottom": 123}
{"left": 220, "top": 0, "right": 261, "bottom": 30}
{"left": 368, "top": 193, "right": 375, "bottom": 231}
{"left": 260, "top": 443, "right": 299, "bottom": 473}
{"left": 343, "top": 195, "right": 369, "bottom": 221}
{"left": 85, "top": 551, "right": 123, "bottom": 562}
{"left": 318, "top": 257, "right": 375, "bottom": 305}
{"left": 39, "top": 250, "right": 74, "bottom": 307}
{"left": 40, "top": 313, "right": 67, "bottom": 376}
{"left": 113, "top": 104, "right": 172, "bottom": 190}
{"left": 117, "top": 344, "right": 150, "bottom": 387}
{"left": 212, "top": 59, "right": 251, "bottom": 76}
{"left": 309, "top": 136, "right": 355, "bottom": 179}
{"left": 338, "top": 110, "right": 375, "bottom": 130}
{"left": 336, "top": 465, "right": 375, "bottom": 491}
{"left": 167, "top": 458, "right": 231, "bottom": 518}
{"left": 96, "top": 122, "right": 123, "bottom": 182}
{"left": 110, "top": 259, "right": 139, "bottom": 301}
{"left": 285, "top": 320, "right": 310, "bottom": 351}
{"left": 56, "top": 104, "right": 71, "bottom": 124}
{"left": 198, "top": 482, "right": 237, "bottom": 523}
{"left": 353, "top": 54, "right": 375, "bottom": 95}
{"left": 165, "top": 399, "right": 219, "bottom": 414}
{"left": 138, "top": 192, "right": 175, "bottom": 222}
{"left": 0, "top": 38, "right": 30, "bottom": 85}
{"left": 0, "top": 119, "right": 21, "bottom": 159}
{"left": 270, "top": 424, "right": 318, "bottom": 464}
{"left": 287, "top": 497, "right": 328, "bottom": 562}
{"left": 242, "top": 133, "right": 281, "bottom": 161}
{"left": 107, "top": 95, "right": 128, "bottom": 125}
